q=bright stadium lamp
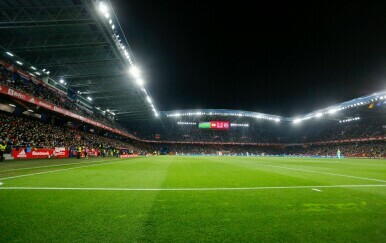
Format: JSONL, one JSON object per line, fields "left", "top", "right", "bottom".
{"left": 136, "top": 78, "right": 144, "bottom": 86}
{"left": 130, "top": 66, "right": 140, "bottom": 78}
{"left": 6, "top": 51, "right": 13, "bottom": 56}
{"left": 328, "top": 108, "right": 337, "bottom": 114}
{"left": 293, "top": 118, "right": 302, "bottom": 124}
{"left": 87, "top": 96, "right": 92, "bottom": 101}
{"left": 315, "top": 113, "right": 323, "bottom": 118}
{"left": 99, "top": 2, "right": 108, "bottom": 14}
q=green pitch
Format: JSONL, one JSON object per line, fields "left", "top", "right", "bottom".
{"left": 0, "top": 156, "right": 385, "bottom": 242}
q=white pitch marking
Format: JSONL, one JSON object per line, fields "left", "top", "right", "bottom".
{"left": 0, "top": 159, "right": 114, "bottom": 173}
{"left": 312, "top": 188, "right": 322, "bottom": 192}
{"left": 0, "top": 182, "right": 3, "bottom": 186}
{"left": 0, "top": 184, "right": 385, "bottom": 191}
{"left": 237, "top": 161, "right": 386, "bottom": 183}
{"left": 0, "top": 159, "right": 136, "bottom": 181}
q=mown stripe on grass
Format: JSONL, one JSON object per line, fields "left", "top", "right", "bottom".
{"left": 232, "top": 160, "right": 386, "bottom": 183}
{"left": 0, "top": 184, "right": 385, "bottom": 191}
{"left": 0, "top": 158, "right": 140, "bottom": 181}
{"left": 0, "top": 159, "right": 114, "bottom": 173}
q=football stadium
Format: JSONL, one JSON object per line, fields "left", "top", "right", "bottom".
{"left": 0, "top": 1, "right": 385, "bottom": 242}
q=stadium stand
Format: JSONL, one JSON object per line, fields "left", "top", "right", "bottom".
{"left": 0, "top": 110, "right": 140, "bottom": 155}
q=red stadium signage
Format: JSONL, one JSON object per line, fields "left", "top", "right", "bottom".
{"left": 12, "top": 148, "right": 69, "bottom": 159}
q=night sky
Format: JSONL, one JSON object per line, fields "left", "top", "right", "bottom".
{"left": 112, "top": 0, "right": 386, "bottom": 117}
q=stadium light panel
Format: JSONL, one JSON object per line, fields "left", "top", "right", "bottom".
{"left": 31, "top": 66, "right": 36, "bottom": 70}
{"left": 293, "top": 118, "right": 302, "bottom": 124}
{"left": 6, "top": 51, "right": 13, "bottom": 56}
{"left": 146, "top": 96, "right": 152, "bottom": 103}
{"left": 135, "top": 78, "right": 144, "bottom": 86}
{"left": 35, "top": 72, "right": 41, "bottom": 75}
{"left": 16, "top": 61, "right": 23, "bottom": 65}
{"left": 315, "top": 113, "right": 323, "bottom": 118}
{"left": 27, "top": 109, "right": 34, "bottom": 112}
{"left": 328, "top": 108, "right": 337, "bottom": 114}
{"left": 98, "top": 2, "right": 108, "bottom": 14}
{"left": 60, "top": 79, "right": 64, "bottom": 84}
{"left": 87, "top": 97, "right": 92, "bottom": 101}
{"left": 104, "top": 13, "right": 110, "bottom": 18}
{"left": 275, "top": 118, "right": 280, "bottom": 122}
{"left": 109, "top": 19, "right": 112, "bottom": 24}
{"left": 111, "top": 25, "right": 115, "bottom": 30}
{"left": 130, "top": 66, "right": 140, "bottom": 78}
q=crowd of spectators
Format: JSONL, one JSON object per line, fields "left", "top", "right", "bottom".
{"left": 0, "top": 64, "right": 128, "bottom": 133}
{"left": 0, "top": 111, "right": 140, "bottom": 153}
{"left": 147, "top": 141, "right": 386, "bottom": 157}
{"left": 0, "top": 109, "right": 385, "bottom": 158}
{"left": 134, "top": 118, "right": 386, "bottom": 144}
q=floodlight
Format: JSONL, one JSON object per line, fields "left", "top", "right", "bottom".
{"left": 109, "top": 19, "right": 112, "bottom": 24}
{"left": 104, "top": 13, "right": 110, "bottom": 18}
{"left": 130, "top": 66, "right": 140, "bottom": 78}
{"left": 60, "top": 79, "right": 64, "bottom": 84}
{"left": 35, "top": 72, "right": 41, "bottom": 75}
{"left": 315, "top": 113, "right": 323, "bottom": 118}
{"left": 16, "top": 61, "right": 23, "bottom": 65}
{"left": 98, "top": 2, "right": 108, "bottom": 13}
{"left": 293, "top": 118, "right": 302, "bottom": 124}
{"left": 111, "top": 25, "right": 115, "bottom": 30}
{"left": 6, "top": 52, "right": 13, "bottom": 56}
{"left": 31, "top": 66, "right": 36, "bottom": 70}
{"left": 328, "top": 108, "right": 337, "bottom": 114}
{"left": 146, "top": 96, "right": 152, "bottom": 103}
{"left": 87, "top": 97, "right": 92, "bottom": 101}
{"left": 135, "top": 78, "right": 144, "bottom": 86}
{"left": 275, "top": 118, "right": 280, "bottom": 122}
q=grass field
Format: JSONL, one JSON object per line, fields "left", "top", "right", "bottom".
{"left": 0, "top": 156, "right": 385, "bottom": 242}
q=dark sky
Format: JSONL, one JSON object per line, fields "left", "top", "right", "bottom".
{"left": 111, "top": 0, "right": 386, "bottom": 116}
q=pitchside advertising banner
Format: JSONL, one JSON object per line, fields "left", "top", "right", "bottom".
{"left": 12, "top": 147, "right": 69, "bottom": 159}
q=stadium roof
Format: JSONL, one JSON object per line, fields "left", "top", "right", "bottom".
{"left": 0, "top": 0, "right": 157, "bottom": 121}
{"left": 162, "top": 89, "right": 386, "bottom": 123}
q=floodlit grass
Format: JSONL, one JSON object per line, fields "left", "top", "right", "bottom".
{"left": 0, "top": 156, "right": 385, "bottom": 242}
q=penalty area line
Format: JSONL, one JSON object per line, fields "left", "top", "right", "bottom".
{"left": 0, "top": 184, "right": 385, "bottom": 191}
